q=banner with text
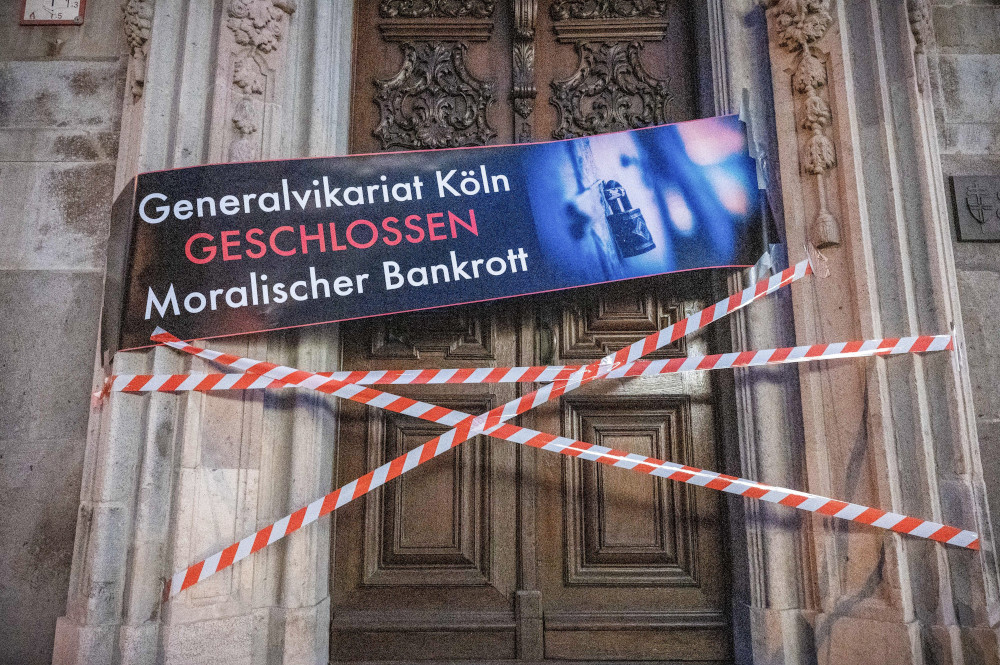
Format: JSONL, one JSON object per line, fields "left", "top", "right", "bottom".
{"left": 102, "top": 115, "right": 761, "bottom": 352}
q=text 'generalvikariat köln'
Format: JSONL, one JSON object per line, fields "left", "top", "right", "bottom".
{"left": 137, "top": 167, "right": 512, "bottom": 226}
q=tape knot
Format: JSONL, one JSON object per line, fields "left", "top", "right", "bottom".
{"left": 91, "top": 376, "right": 113, "bottom": 407}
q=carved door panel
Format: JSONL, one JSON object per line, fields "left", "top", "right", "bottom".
{"left": 349, "top": 0, "right": 513, "bottom": 154}
{"left": 336, "top": 1, "right": 730, "bottom": 662}
{"left": 531, "top": 0, "right": 700, "bottom": 141}
{"left": 527, "top": 275, "right": 732, "bottom": 663}
{"left": 332, "top": 306, "right": 522, "bottom": 661}
{"left": 348, "top": 1, "right": 700, "bottom": 153}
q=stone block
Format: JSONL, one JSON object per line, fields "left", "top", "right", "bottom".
{"left": 161, "top": 614, "right": 255, "bottom": 665}
{"left": 121, "top": 538, "right": 166, "bottom": 624}
{"left": 174, "top": 468, "right": 244, "bottom": 602}
{"left": 0, "top": 270, "right": 103, "bottom": 442}
{"left": 979, "top": 420, "right": 1000, "bottom": 452}
{"left": 269, "top": 599, "right": 331, "bottom": 665}
{"left": 118, "top": 621, "right": 161, "bottom": 665}
{"left": 920, "top": 623, "right": 1000, "bottom": 665}
{"left": 0, "top": 439, "right": 84, "bottom": 665}
{"left": 49, "top": 502, "right": 129, "bottom": 630}
{"left": 280, "top": 519, "right": 331, "bottom": 609}
{"left": 976, "top": 419, "right": 1000, "bottom": 551}
{"left": 924, "top": 624, "right": 958, "bottom": 665}
{"left": 958, "top": 625, "right": 1000, "bottom": 665}
{"left": 817, "top": 614, "right": 913, "bottom": 665}
{"left": 0, "top": 60, "right": 122, "bottom": 130}
{"left": 745, "top": 606, "right": 817, "bottom": 665}
{"left": 51, "top": 617, "right": 117, "bottom": 665}
{"left": 198, "top": 391, "right": 256, "bottom": 470}
{"left": 88, "top": 398, "right": 145, "bottom": 504}
{"left": 0, "top": 161, "right": 115, "bottom": 271}
{"left": 934, "top": 5, "right": 1000, "bottom": 54}
{"left": 82, "top": 502, "right": 130, "bottom": 587}
{"left": 0, "top": 128, "right": 119, "bottom": 163}
{"left": 957, "top": 269, "right": 1000, "bottom": 420}
{"left": 953, "top": 232, "right": 1000, "bottom": 272}
{"left": 937, "top": 54, "right": 1000, "bottom": 124}
{"left": 940, "top": 122, "right": 1000, "bottom": 155}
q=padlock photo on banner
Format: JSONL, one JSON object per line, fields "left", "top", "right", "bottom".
{"left": 600, "top": 179, "right": 657, "bottom": 258}
{"left": 520, "top": 115, "right": 760, "bottom": 284}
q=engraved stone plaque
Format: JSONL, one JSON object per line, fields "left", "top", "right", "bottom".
{"left": 953, "top": 176, "right": 1000, "bottom": 242}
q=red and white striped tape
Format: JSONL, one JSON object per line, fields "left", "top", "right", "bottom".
{"left": 163, "top": 418, "right": 979, "bottom": 600}
{"left": 155, "top": 327, "right": 977, "bottom": 600}
{"left": 152, "top": 260, "right": 980, "bottom": 601}
{"left": 157, "top": 260, "right": 813, "bottom": 598}
{"left": 111, "top": 334, "right": 954, "bottom": 393}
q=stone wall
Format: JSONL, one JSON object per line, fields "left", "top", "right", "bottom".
{"left": 931, "top": 1, "right": 1000, "bottom": 539}
{"left": 0, "top": 4, "right": 126, "bottom": 665}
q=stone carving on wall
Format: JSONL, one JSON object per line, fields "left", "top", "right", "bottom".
{"left": 374, "top": 42, "right": 496, "bottom": 150}
{"left": 550, "top": 0, "right": 666, "bottom": 19}
{"left": 225, "top": 0, "right": 296, "bottom": 161}
{"left": 512, "top": 0, "right": 538, "bottom": 143}
{"left": 765, "top": 0, "right": 839, "bottom": 248}
{"left": 550, "top": 41, "right": 670, "bottom": 139}
{"left": 122, "top": 0, "right": 154, "bottom": 100}
{"left": 379, "top": 0, "right": 496, "bottom": 18}
{"left": 907, "top": 0, "right": 933, "bottom": 92}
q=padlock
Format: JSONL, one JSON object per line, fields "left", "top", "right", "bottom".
{"left": 600, "top": 180, "right": 656, "bottom": 258}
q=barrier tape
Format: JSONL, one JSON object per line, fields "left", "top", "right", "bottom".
{"left": 160, "top": 391, "right": 978, "bottom": 600}
{"left": 154, "top": 327, "right": 977, "bottom": 601}
{"left": 154, "top": 259, "right": 978, "bottom": 601}
{"left": 110, "top": 334, "right": 953, "bottom": 393}
{"left": 154, "top": 259, "right": 811, "bottom": 598}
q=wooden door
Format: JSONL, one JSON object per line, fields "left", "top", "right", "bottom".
{"left": 526, "top": 276, "right": 731, "bottom": 663}
{"left": 333, "top": 1, "right": 732, "bottom": 662}
{"left": 333, "top": 305, "right": 523, "bottom": 661}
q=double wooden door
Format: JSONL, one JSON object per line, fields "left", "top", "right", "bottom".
{"left": 332, "top": 1, "right": 733, "bottom": 661}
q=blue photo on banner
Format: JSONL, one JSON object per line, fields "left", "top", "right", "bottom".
{"left": 521, "top": 115, "right": 760, "bottom": 284}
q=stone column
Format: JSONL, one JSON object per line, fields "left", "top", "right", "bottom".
{"left": 53, "top": 2, "right": 354, "bottom": 664}
{"left": 712, "top": 3, "right": 818, "bottom": 663}
{"left": 762, "top": 0, "right": 1000, "bottom": 662}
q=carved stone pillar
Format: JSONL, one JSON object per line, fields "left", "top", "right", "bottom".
{"left": 764, "top": 0, "right": 1000, "bottom": 662}
{"left": 711, "top": 3, "right": 817, "bottom": 662}
{"left": 52, "top": 2, "right": 355, "bottom": 664}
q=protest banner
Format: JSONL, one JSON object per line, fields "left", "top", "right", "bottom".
{"left": 101, "top": 115, "right": 761, "bottom": 352}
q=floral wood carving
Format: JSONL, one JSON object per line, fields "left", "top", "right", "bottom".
{"left": 550, "top": 41, "right": 670, "bottom": 140}
{"left": 513, "top": 0, "right": 538, "bottom": 143}
{"left": 122, "top": 0, "right": 153, "bottom": 100}
{"left": 374, "top": 42, "right": 497, "bottom": 150}
{"left": 226, "top": 0, "right": 296, "bottom": 161}
{"left": 379, "top": 0, "right": 495, "bottom": 18}
{"left": 550, "top": 0, "right": 666, "bottom": 20}
{"left": 907, "top": 0, "right": 933, "bottom": 92}
{"left": 766, "top": 0, "right": 839, "bottom": 248}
